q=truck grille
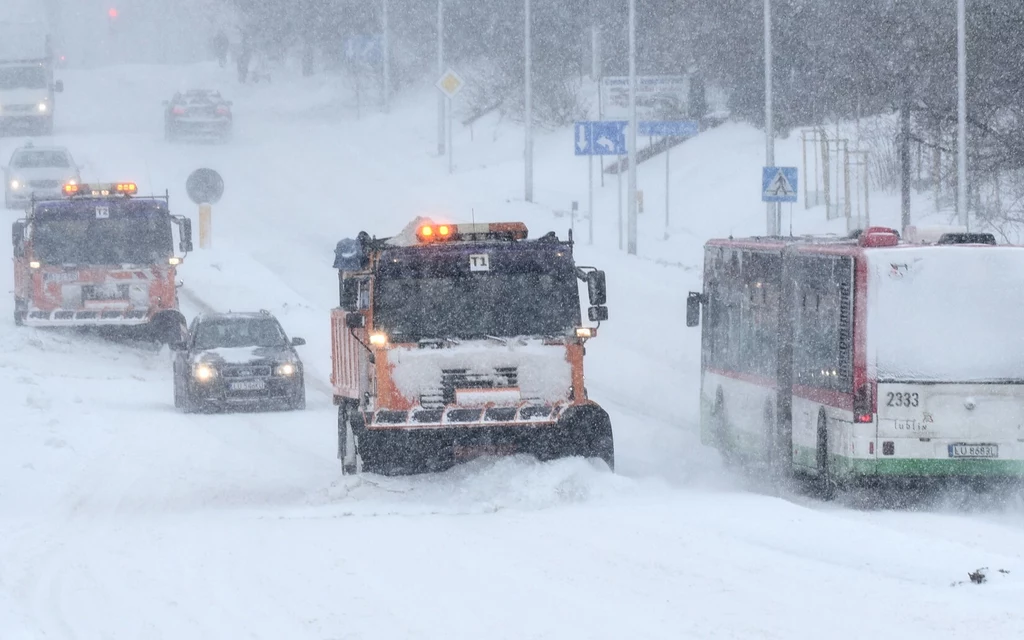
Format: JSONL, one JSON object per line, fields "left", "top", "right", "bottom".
{"left": 82, "top": 284, "right": 129, "bottom": 301}
{"left": 420, "top": 367, "right": 519, "bottom": 407}
{"left": 28, "top": 180, "right": 62, "bottom": 189}
{"left": 221, "top": 365, "right": 272, "bottom": 378}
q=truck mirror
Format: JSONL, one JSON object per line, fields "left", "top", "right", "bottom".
{"left": 54, "top": 80, "right": 64, "bottom": 93}
{"left": 290, "top": 337, "right": 306, "bottom": 346}
{"left": 12, "top": 222, "right": 25, "bottom": 256}
{"left": 180, "top": 219, "right": 194, "bottom": 253}
{"left": 345, "top": 313, "right": 365, "bottom": 329}
{"left": 587, "top": 270, "right": 607, "bottom": 306}
{"left": 686, "top": 292, "right": 703, "bottom": 327}
{"left": 588, "top": 305, "right": 608, "bottom": 322}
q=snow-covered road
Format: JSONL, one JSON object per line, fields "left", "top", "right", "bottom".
{"left": 2, "top": 62, "right": 1023, "bottom": 639}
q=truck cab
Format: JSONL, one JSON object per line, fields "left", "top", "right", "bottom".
{"left": 0, "top": 24, "right": 63, "bottom": 135}
{"left": 330, "top": 218, "right": 613, "bottom": 476}
{"left": 11, "top": 181, "right": 192, "bottom": 343}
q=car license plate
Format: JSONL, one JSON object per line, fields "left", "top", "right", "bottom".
{"left": 230, "top": 380, "right": 266, "bottom": 391}
{"left": 948, "top": 444, "right": 999, "bottom": 458}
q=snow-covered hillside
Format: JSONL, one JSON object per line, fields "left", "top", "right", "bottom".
{"left": 1, "top": 62, "right": 1023, "bottom": 639}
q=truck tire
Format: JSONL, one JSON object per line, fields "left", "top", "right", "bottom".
{"left": 555, "top": 404, "right": 615, "bottom": 471}
{"left": 337, "top": 404, "right": 358, "bottom": 475}
{"left": 13, "top": 299, "right": 26, "bottom": 326}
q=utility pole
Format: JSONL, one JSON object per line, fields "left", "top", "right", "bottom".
{"left": 525, "top": 0, "right": 534, "bottom": 202}
{"left": 437, "top": 0, "right": 445, "bottom": 155}
{"left": 956, "top": 0, "right": 968, "bottom": 229}
{"left": 764, "top": 0, "right": 777, "bottom": 235}
{"left": 382, "top": 0, "right": 390, "bottom": 112}
{"left": 626, "top": 0, "right": 638, "bottom": 255}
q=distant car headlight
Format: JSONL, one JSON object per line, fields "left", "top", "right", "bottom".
{"left": 10, "top": 179, "right": 21, "bottom": 190}
{"left": 193, "top": 363, "right": 216, "bottom": 382}
{"left": 275, "top": 362, "right": 298, "bottom": 376}
{"left": 37, "top": 103, "right": 48, "bottom": 113}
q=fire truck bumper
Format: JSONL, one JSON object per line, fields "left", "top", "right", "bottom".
{"left": 22, "top": 309, "right": 152, "bottom": 326}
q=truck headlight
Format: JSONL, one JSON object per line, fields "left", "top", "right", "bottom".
{"left": 193, "top": 364, "right": 216, "bottom": 382}
{"left": 10, "top": 179, "right": 21, "bottom": 190}
{"left": 37, "top": 103, "right": 48, "bottom": 112}
{"left": 275, "top": 362, "right": 297, "bottom": 376}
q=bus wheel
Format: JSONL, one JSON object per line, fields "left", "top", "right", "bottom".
{"left": 712, "top": 389, "right": 735, "bottom": 464}
{"left": 815, "top": 411, "right": 836, "bottom": 500}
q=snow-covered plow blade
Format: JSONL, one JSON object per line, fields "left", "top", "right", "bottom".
{"left": 348, "top": 403, "right": 614, "bottom": 475}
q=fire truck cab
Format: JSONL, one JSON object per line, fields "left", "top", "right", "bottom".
{"left": 11, "top": 181, "right": 193, "bottom": 343}
{"left": 330, "top": 218, "right": 613, "bottom": 475}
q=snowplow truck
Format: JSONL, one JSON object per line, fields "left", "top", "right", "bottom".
{"left": 330, "top": 218, "right": 613, "bottom": 475}
{"left": 11, "top": 181, "right": 193, "bottom": 343}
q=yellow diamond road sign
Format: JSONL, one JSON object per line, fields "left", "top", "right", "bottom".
{"left": 436, "top": 69, "right": 465, "bottom": 98}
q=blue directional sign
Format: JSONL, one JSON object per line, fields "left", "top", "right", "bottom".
{"left": 574, "top": 120, "right": 628, "bottom": 156}
{"left": 762, "top": 166, "right": 799, "bottom": 203}
{"left": 345, "top": 34, "right": 382, "bottom": 64}
{"left": 638, "top": 120, "right": 699, "bottom": 138}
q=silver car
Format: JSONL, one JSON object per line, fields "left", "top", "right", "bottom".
{"left": 4, "top": 143, "right": 80, "bottom": 209}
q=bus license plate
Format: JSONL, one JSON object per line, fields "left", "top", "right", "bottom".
{"left": 948, "top": 444, "right": 998, "bottom": 458}
{"left": 230, "top": 380, "right": 266, "bottom": 391}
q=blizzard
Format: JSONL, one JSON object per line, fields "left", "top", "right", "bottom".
{"left": 1, "top": 61, "right": 1023, "bottom": 639}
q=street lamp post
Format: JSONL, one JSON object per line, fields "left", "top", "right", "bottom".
{"left": 437, "top": 0, "right": 445, "bottom": 155}
{"left": 525, "top": 0, "right": 534, "bottom": 202}
{"left": 956, "top": 0, "right": 968, "bottom": 228}
{"left": 626, "top": 0, "right": 638, "bottom": 255}
{"left": 764, "top": 0, "right": 778, "bottom": 235}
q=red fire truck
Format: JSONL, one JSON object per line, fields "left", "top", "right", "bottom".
{"left": 330, "top": 218, "right": 613, "bottom": 475}
{"left": 11, "top": 181, "right": 193, "bottom": 343}
{"left": 686, "top": 225, "right": 1024, "bottom": 497}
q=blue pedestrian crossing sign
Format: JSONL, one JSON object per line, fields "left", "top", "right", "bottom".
{"left": 762, "top": 166, "right": 798, "bottom": 203}
{"left": 574, "top": 121, "right": 628, "bottom": 156}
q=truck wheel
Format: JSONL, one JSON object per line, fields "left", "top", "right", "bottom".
{"left": 337, "top": 405, "right": 358, "bottom": 475}
{"left": 13, "top": 299, "right": 26, "bottom": 326}
{"left": 39, "top": 117, "right": 54, "bottom": 136}
{"left": 554, "top": 404, "right": 615, "bottom": 471}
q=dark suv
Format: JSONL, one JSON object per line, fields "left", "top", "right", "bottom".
{"left": 172, "top": 311, "right": 306, "bottom": 412}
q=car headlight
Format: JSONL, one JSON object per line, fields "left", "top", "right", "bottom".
{"left": 275, "top": 362, "right": 298, "bottom": 376}
{"left": 193, "top": 363, "right": 216, "bottom": 382}
{"left": 10, "top": 179, "right": 21, "bottom": 190}
{"left": 37, "top": 103, "right": 48, "bottom": 113}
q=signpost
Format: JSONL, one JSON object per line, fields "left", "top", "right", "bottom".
{"left": 435, "top": 68, "right": 465, "bottom": 174}
{"left": 186, "top": 168, "right": 224, "bottom": 250}
{"left": 762, "top": 166, "right": 798, "bottom": 203}
{"left": 575, "top": 120, "right": 627, "bottom": 246}
{"left": 638, "top": 120, "right": 698, "bottom": 239}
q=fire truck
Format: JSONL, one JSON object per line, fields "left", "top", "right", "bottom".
{"left": 330, "top": 218, "right": 613, "bottom": 475}
{"left": 11, "top": 181, "right": 193, "bottom": 343}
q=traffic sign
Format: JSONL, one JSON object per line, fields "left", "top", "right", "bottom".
{"left": 345, "top": 34, "right": 381, "bottom": 63}
{"left": 573, "top": 120, "right": 628, "bottom": 156}
{"left": 435, "top": 68, "right": 465, "bottom": 99}
{"left": 762, "top": 166, "right": 798, "bottom": 203}
{"left": 638, "top": 120, "right": 699, "bottom": 138}
{"left": 186, "top": 168, "right": 224, "bottom": 205}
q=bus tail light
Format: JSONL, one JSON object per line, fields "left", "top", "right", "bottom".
{"left": 854, "top": 383, "right": 874, "bottom": 423}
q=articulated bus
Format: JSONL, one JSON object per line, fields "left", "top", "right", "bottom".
{"left": 686, "top": 226, "right": 1024, "bottom": 497}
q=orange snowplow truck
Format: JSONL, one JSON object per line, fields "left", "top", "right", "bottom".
{"left": 330, "top": 218, "right": 613, "bottom": 475}
{"left": 11, "top": 181, "right": 193, "bottom": 343}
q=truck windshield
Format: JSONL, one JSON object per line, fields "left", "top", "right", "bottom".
{"left": 0, "top": 66, "right": 47, "bottom": 90}
{"left": 374, "top": 254, "right": 581, "bottom": 341}
{"left": 31, "top": 215, "right": 172, "bottom": 265}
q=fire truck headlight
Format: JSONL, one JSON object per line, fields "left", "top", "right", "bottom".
{"left": 369, "top": 332, "right": 388, "bottom": 347}
{"left": 275, "top": 362, "right": 297, "bottom": 376}
{"left": 29, "top": 260, "right": 41, "bottom": 269}
{"left": 575, "top": 327, "right": 596, "bottom": 339}
{"left": 169, "top": 257, "right": 182, "bottom": 266}
{"left": 193, "top": 364, "right": 216, "bottom": 382}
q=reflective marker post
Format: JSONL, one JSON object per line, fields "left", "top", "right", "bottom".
{"left": 199, "top": 203, "right": 212, "bottom": 249}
